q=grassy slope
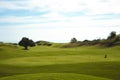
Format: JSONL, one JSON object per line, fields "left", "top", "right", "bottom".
{"left": 0, "top": 45, "right": 120, "bottom": 80}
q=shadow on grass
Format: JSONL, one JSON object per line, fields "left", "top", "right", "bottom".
{"left": 0, "top": 61, "right": 120, "bottom": 80}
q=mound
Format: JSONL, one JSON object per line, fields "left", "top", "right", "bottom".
{"left": 0, "top": 73, "right": 111, "bottom": 80}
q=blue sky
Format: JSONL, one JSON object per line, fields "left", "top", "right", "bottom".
{"left": 0, "top": 0, "right": 120, "bottom": 43}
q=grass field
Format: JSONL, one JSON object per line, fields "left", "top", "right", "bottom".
{"left": 0, "top": 44, "right": 120, "bottom": 80}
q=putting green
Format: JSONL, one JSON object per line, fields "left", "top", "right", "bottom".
{"left": 0, "top": 73, "right": 111, "bottom": 80}
{"left": 0, "top": 55, "right": 118, "bottom": 66}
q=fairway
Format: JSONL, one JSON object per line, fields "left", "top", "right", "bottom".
{"left": 0, "top": 73, "right": 111, "bottom": 80}
{"left": 1, "top": 55, "right": 120, "bottom": 66}
{"left": 0, "top": 45, "right": 120, "bottom": 80}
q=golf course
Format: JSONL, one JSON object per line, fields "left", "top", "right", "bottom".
{"left": 0, "top": 44, "right": 120, "bottom": 80}
{"left": 0, "top": 0, "right": 120, "bottom": 79}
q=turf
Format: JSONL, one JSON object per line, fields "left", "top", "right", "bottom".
{"left": 0, "top": 45, "right": 120, "bottom": 80}
{"left": 0, "top": 73, "right": 111, "bottom": 80}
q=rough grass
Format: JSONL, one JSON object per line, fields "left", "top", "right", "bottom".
{"left": 0, "top": 45, "right": 120, "bottom": 80}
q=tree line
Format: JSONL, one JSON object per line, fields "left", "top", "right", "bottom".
{"left": 70, "top": 31, "right": 120, "bottom": 47}
{"left": 18, "top": 37, "right": 52, "bottom": 50}
{"left": 18, "top": 31, "right": 120, "bottom": 49}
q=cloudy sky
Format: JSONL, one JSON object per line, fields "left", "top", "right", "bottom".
{"left": 0, "top": 0, "right": 120, "bottom": 43}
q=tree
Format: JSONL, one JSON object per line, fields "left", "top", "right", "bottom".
{"left": 105, "top": 31, "right": 117, "bottom": 47}
{"left": 107, "top": 31, "right": 116, "bottom": 39}
{"left": 18, "top": 37, "right": 35, "bottom": 50}
{"left": 70, "top": 37, "right": 77, "bottom": 43}
{"left": 115, "top": 34, "right": 120, "bottom": 42}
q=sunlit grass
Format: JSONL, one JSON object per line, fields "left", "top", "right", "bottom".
{"left": 0, "top": 73, "right": 111, "bottom": 80}
{"left": 0, "top": 45, "right": 120, "bottom": 80}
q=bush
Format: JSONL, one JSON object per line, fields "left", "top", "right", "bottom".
{"left": 36, "top": 41, "right": 52, "bottom": 46}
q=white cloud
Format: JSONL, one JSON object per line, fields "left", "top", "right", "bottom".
{"left": 0, "top": 0, "right": 120, "bottom": 15}
{"left": 86, "top": 0, "right": 120, "bottom": 15}
{"left": 0, "top": 14, "right": 119, "bottom": 31}
{"left": 1, "top": 24, "right": 120, "bottom": 43}
{"left": 0, "top": 1, "right": 27, "bottom": 10}
{"left": 0, "top": 0, "right": 120, "bottom": 14}
{"left": 0, "top": 0, "right": 120, "bottom": 42}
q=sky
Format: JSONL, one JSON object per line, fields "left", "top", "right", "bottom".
{"left": 0, "top": 0, "right": 120, "bottom": 43}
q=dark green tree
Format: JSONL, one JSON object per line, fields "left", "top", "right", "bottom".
{"left": 107, "top": 31, "right": 116, "bottom": 39}
{"left": 115, "top": 34, "right": 120, "bottom": 42}
{"left": 70, "top": 37, "right": 77, "bottom": 43}
{"left": 19, "top": 37, "right": 35, "bottom": 50}
{"left": 105, "top": 31, "right": 118, "bottom": 47}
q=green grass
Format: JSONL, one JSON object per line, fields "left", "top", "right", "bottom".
{"left": 0, "top": 73, "right": 111, "bottom": 80}
{"left": 0, "top": 45, "right": 120, "bottom": 80}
